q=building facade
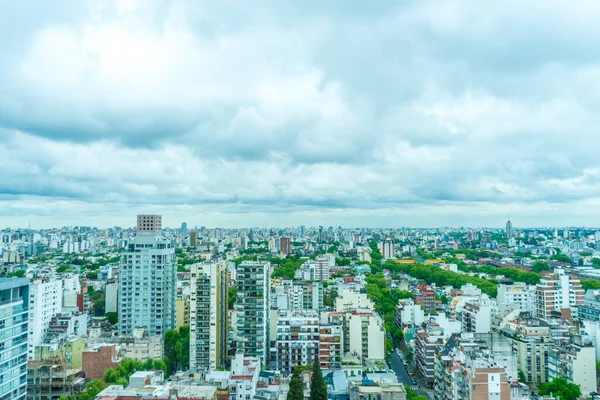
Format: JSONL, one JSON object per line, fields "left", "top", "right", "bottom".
{"left": 275, "top": 310, "right": 319, "bottom": 373}
{"left": 28, "top": 279, "right": 63, "bottom": 360}
{"left": 118, "top": 215, "right": 176, "bottom": 336}
{"left": 236, "top": 261, "right": 271, "bottom": 362}
{"left": 535, "top": 269, "right": 584, "bottom": 319}
{"left": 190, "top": 262, "right": 229, "bottom": 372}
{"left": 0, "top": 278, "right": 29, "bottom": 400}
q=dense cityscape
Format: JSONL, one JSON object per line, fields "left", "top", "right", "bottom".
{"left": 4, "top": 0, "right": 600, "bottom": 399}
{"left": 2, "top": 216, "right": 600, "bottom": 399}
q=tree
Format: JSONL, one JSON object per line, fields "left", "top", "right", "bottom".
{"left": 518, "top": 370, "right": 526, "bottom": 383}
{"left": 79, "top": 379, "right": 107, "bottom": 400}
{"left": 537, "top": 377, "right": 581, "bottom": 400}
{"left": 531, "top": 261, "right": 551, "bottom": 273}
{"left": 228, "top": 286, "right": 237, "bottom": 310}
{"left": 309, "top": 355, "right": 327, "bottom": 400}
{"left": 288, "top": 367, "right": 304, "bottom": 400}
{"left": 105, "top": 312, "right": 118, "bottom": 325}
{"left": 164, "top": 325, "right": 190, "bottom": 375}
{"left": 550, "top": 254, "right": 572, "bottom": 263}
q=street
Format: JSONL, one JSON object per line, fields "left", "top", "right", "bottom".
{"left": 390, "top": 350, "right": 432, "bottom": 400}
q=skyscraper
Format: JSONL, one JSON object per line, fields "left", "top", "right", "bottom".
{"left": 28, "top": 279, "right": 62, "bottom": 359}
{"left": 118, "top": 215, "right": 176, "bottom": 336}
{"left": 280, "top": 237, "right": 291, "bottom": 255}
{"left": 381, "top": 237, "right": 395, "bottom": 260}
{"left": 189, "top": 262, "right": 228, "bottom": 372}
{"left": 505, "top": 218, "right": 513, "bottom": 239}
{"left": 190, "top": 230, "right": 199, "bottom": 247}
{"left": 236, "top": 261, "right": 271, "bottom": 362}
{"left": 0, "top": 278, "right": 29, "bottom": 400}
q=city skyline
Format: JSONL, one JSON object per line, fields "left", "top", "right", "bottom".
{"left": 3, "top": 1, "right": 600, "bottom": 228}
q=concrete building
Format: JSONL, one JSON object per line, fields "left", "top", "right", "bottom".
{"left": 548, "top": 335, "right": 597, "bottom": 395}
{"left": 105, "top": 282, "right": 118, "bottom": 314}
{"left": 578, "top": 289, "right": 600, "bottom": 322}
{"left": 280, "top": 237, "right": 291, "bottom": 255}
{"left": 235, "top": 261, "right": 271, "bottom": 362}
{"left": 26, "top": 359, "right": 85, "bottom": 400}
{"left": 381, "top": 238, "right": 395, "bottom": 260}
{"left": 319, "top": 325, "right": 343, "bottom": 370}
{"left": 505, "top": 219, "right": 513, "bottom": 239}
{"left": 0, "top": 278, "right": 29, "bottom": 400}
{"left": 28, "top": 279, "right": 63, "bottom": 360}
{"left": 82, "top": 344, "right": 121, "bottom": 380}
{"left": 415, "top": 323, "right": 446, "bottom": 387}
{"left": 335, "top": 290, "right": 375, "bottom": 312}
{"left": 461, "top": 298, "right": 497, "bottom": 334}
{"left": 228, "top": 353, "right": 261, "bottom": 400}
{"left": 497, "top": 283, "right": 535, "bottom": 313}
{"left": 275, "top": 310, "right": 319, "bottom": 373}
{"left": 34, "top": 336, "right": 85, "bottom": 369}
{"left": 190, "top": 230, "right": 199, "bottom": 248}
{"left": 503, "top": 316, "right": 552, "bottom": 384}
{"left": 190, "top": 262, "right": 229, "bottom": 372}
{"left": 118, "top": 215, "right": 176, "bottom": 336}
{"left": 413, "top": 284, "right": 436, "bottom": 313}
{"left": 345, "top": 311, "right": 386, "bottom": 362}
{"left": 176, "top": 297, "right": 190, "bottom": 329}
{"left": 394, "top": 298, "right": 424, "bottom": 328}
{"left": 535, "top": 269, "right": 584, "bottom": 320}
{"left": 348, "top": 382, "right": 406, "bottom": 400}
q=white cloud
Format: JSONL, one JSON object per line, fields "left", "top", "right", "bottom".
{"left": 2, "top": 0, "right": 600, "bottom": 227}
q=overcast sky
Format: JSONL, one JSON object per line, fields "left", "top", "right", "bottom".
{"left": 2, "top": 0, "right": 600, "bottom": 229}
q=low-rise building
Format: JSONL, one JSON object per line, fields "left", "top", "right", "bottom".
{"left": 82, "top": 344, "right": 121, "bottom": 380}
{"left": 348, "top": 382, "right": 406, "bottom": 400}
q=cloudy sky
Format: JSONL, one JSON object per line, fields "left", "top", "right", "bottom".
{"left": 2, "top": 0, "right": 600, "bottom": 229}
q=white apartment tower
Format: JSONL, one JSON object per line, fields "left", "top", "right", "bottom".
{"left": 189, "top": 262, "right": 229, "bottom": 372}
{"left": 119, "top": 215, "right": 176, "bottom": 336}
{"left": 28, "top": 279, "right": 63, "bottom": 359}
{"left": 236, "top": 261, "right": 271, "bottom": 362}
{"left": 381, "top": 238, "right": 395, "bottom": 260}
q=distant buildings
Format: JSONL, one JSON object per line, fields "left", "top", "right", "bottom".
{"left": 190, "top": 230, "right": 199, "bottom": 247}
{"left": 189, "top": 262, "right": 229, "bottom": 372}
{"left": 506, "top": 218, "right": 513, "bottom": 239}
{"left": 279, "top": 237, "right": 291, "bottom": 255}
{"left": 118, "top": 215, "right": 176, "bottom": 336}
{"left": 381, "top": 238, "right": 395, "bottom": 260}
{"left": 0, "top": 278, "right": 29, "bottom": 400}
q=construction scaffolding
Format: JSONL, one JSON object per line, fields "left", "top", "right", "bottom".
{"left": 26, "top": 357, "right": 86, "bottom": 400}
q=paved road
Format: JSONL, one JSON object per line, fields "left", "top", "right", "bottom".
{"left": 390, "top": 350, "right": 432, "bottom": 400}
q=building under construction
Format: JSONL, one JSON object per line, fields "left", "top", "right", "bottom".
{"left": 27, "top": 358, "right": 86, "bottom": 400}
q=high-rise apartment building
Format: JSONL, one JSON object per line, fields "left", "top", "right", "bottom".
{"left": 275, "top": 310, "right": 319, "bottom": 373}
{"left": 190, "top": 230, "right": 199, "bottom": 248}
{"left": 119, "top": 215, "right": 176, "bottom": 336}
{"left": 279, "top": 237, "right": 291, "bottom": 255}
{"left": 236, "top": 261, "right": 271, "bottom": 362}
{"left": 189, "top": 262, "right": 228, "bottom": 372}
{"left": 535, "top": 269, "right": 584, "bottom": 319}
{"left": 28, "top": 279, "right": 63, "bottom": 359}
{"left": 381, "top": 238, "right": 395, "bottom": 260}
{"left": 505, "top": 218, "right": 513, "bottom": 239}
{"left": 0, "top": 278, "right": 29, "bottom": 400}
